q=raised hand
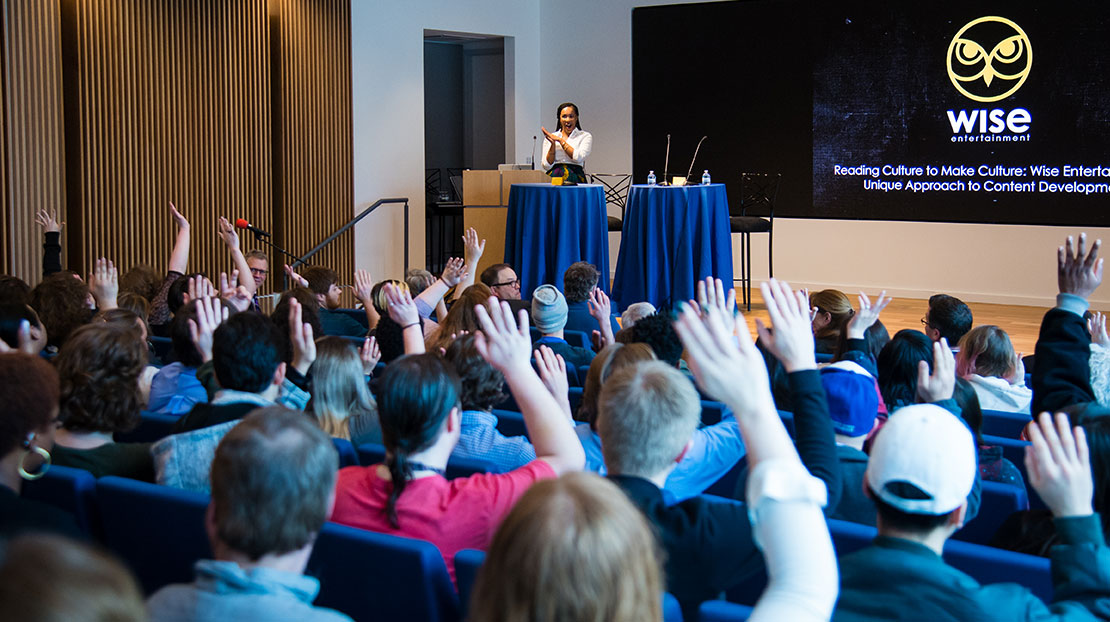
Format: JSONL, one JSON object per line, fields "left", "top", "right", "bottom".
{"left": 34, "top": 208, "right": 63, "bottom": 233}
{"left": 383, "top": 282, "right": 419, "bottom": 326}
{"left": 674, "top": 300, "right": 775, "bottom": 417}
{"left": 88, "top": 258, "right": 119, "bottom": 311}
{"left": 1025, "top": 412, "right": 1093, "bottom": 518}
{"left": 168, "top": 202, "right": 189, "bottom": 231}
{"left": 360, "top": 336, "right": 381, "bottom": 375}
{"left": 1008, "top": 351, "right": 1027, "bottom": 385}
{"left": 534, "top": 345, "right": 572, "bottom": 418}
{"left": 440, "top": 257, "right": 467, "bottom": 288}
{"left": 217, "top": 217, "right": 240, "bottom": 249}
{"left": 462, "top": 227, "right": 486, "bottom": 265}
{"left": 846, "top": 290, "right": 892, "bottom": 339}
{"left": 1088, "top": 311, "right": 1110, "bottom": 347}
{"left": 1058, "top": 233, "right": 1103, "bottom": 299}
{"left": 695, "top": 277, "right": 737, "bottom": 335}
{"left": 219, "top": 271, "right": 252, "bottom": 312}
{"left": 916, "top": 338, "right": 955, "bottom": 403}
{"left": 353, "top": 269, "right": 374, "bottom": 305}
{"left": 284, "top": 264, "right": 309, "bottom": 288}
{"left": 287, "top": 297, "right": 316, "bottom": 375}
{"left": 754, "top": 279, "right": 817, "bottom": 373}
{"left": 587, "top": 287, "right": 615, "bottom": 347}
{"left": 473, "top": 296, "right": 532, "bottom": 376}
{"left": 187, "top": 297, "right": 227, "bottom": 363}
{"left": 187, "top": 275, "right": 215, "bottom": 303}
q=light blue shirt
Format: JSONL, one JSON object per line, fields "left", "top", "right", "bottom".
{"left": 452, "top": 410, "right": 537, "bottom": 473}
{"left": 574, "top": 413, "right": 745, "bottom": 503}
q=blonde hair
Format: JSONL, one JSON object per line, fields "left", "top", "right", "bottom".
{"left": 470, "top": 473, "right": 663, "bottom": 622}
{"left": 308, "top": 337, "right": 377, "bottom": 440}
{"left": 0, "top": 534, "right": 146, "bottom": 622}
{"left": 810, "top": 289, "right": 854, "bottom": 340}
{"left": 956, "top": 325, "right": 1016, "bottom": 379}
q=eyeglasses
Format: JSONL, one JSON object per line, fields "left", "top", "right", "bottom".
{"left": 492, "top": 279, "right": 520, "bottom": 288}
{"left": 250, "top": 268, "right": 269, "bottom": 276}
{"left": 920, "top": 315, "right": 930, "bottom": 328}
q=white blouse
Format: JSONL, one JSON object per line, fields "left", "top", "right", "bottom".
{"left": 541, "top": 127, "right": 592, "bottom": 171}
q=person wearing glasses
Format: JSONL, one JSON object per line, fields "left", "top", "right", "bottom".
{"left": 479, "top": 263, "right": 532, "bottom": 320}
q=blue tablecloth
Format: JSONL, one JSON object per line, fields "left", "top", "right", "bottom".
{"left": 504, "top": 183, "right": 610, "bottom": 297}
{"left": 612, "top": 184, "right": 733, "bottom": 311}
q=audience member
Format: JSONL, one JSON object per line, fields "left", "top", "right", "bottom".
{"left": 119, "top": 264, "right": 162, "bottom": 303}
{"left": 620, "top": 300, "right": 656, "bottom": 330}
{"left": 811, "top": 288, "right": 891, "bottom": 360}
{"left": 563, "top": 261, "right": 620, "bottom": 335}
{"left": 147, "top": 410, "right": 352, "bottom": 622}
{"left": 52, "top": 323, "right": 154, "bottom": 481}
{"left": 0, "top": 352, "right": 81, "bottom": 539}
{"left": 29, "top": 272, "right": 94, "bottom": 350}
{"left": 301, "top": 266, "right": 371, "bottom": 337}
{"left": 876, "top": 329, "right": 934, "bottom": 409}
{"left": 271, "top": 287, "right": 324, "bottom": 368}
{"left": 617, "top": 312, "right": 684, "bottom": 368}
{"left": 956, "top": 324, "right": 1032, "bottom": 413}
{"left": 0, "top": 303, "right": 48, "bottom": 355}
{"left": 821, "top": 360, "right": 881, "bottom": 525}
{"left": 329, "top": 297, "right": 585, "bottom": 582}
{"left": 834, "top": 409, "right": 1110, "bottom": 620}
{"left": 479, "top": 262, "right": 530, "bottom": 318}
{"left": 148, "top": 302, "right": 209, "bottom": 415}
{"left": 470, "top": 473, "right": 664, "bottom": 622}
{"left": 92, "top": 308, "right": 158, "bottom": 407}
{"left": 308, "top": 336, "right": 382, "bottom": 446}
{"left": 425, "top": 283, "right": 491, "bottom": 353}
{"left": 531, "top": 284, "right": 595, "bottom": 369}
{"left": 148, "top": 203, "right": 193, "bottom": 333}
{"left": 952, "top": 377, "right": 1025, "bottom": 489}
{"left": 34, "top": 208, "right": 63, "bottom": 277}
{"left": 0, "top": 275, "right": 30, "bottom": 305}
{"left": 0, "top": 534, "right": 145, "bottom": 622}
{"left": 923, "top": 293, "right": 973, "bottom": 349}
{"left": 172, "top": 299, "right": 291, "bottom": 433}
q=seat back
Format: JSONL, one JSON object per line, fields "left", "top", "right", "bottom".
{"left": 953, "top": 480, "right": 1028, "bottom": 545}
{"left": 115, "top": 411, "right": 180, "bottom": 444}
{"left": 148, "top": 336, "right": 173, "bottom": 365}
{"left": 736, "top": 172, "right": 781, "bottom": 219}
{"left": 332, "top": 437, "right": 360, "bottom": 468}
{"left": 455, "top": 548, "right": 684, "bottom": 622}
{"left": 308, "top": 522, "right": 459, "bottom": 622}
{"left": 568, "top": 387, "right": 584, "bottom": 415}
{"left": 700, "top": 600, "right": 753, "bottom": 622}
{"left": 980, "top": 409, "right": 1031, "bottom": 439}
{"left": 21, "top": 464, "right": 100, "bottom": 539}
{"left": 96, "top": 476, "right": 210, "bottom": 594}
{"left": 982, "top": 433, "right": 1044, "bottom": 509}
{"left": 589, "top": 173, "right": 633, "bottom": 212}
{"left": 334, "top": 308, "right": 370, "bottom": 329}
{"left": 700, "top": 400, "right": 728, "bottom": 425}
{"left": 563, "top": 329, "right": 592, "bottom": 350}
{"left": 492, "top": 409, "right": 527, "bottom": 439}
{"left": 357, "top": 443, "right": 495, "bottom": 479}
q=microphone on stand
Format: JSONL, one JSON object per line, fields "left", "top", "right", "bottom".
{"left": 531, "top": 135, "right": 537, "bottom": 170}
{"left": 235, "top": 218, "right": 271, "bottom": 238}
{"left": 661, "top": 134, "right": 671, "bottom": 186}
{"left": 684, "top": 136, "right": 708, "bottom": 185}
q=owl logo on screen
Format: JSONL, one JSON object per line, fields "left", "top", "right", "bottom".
{"left": 946, "top": 16, "right": 1032, "bottom": 103}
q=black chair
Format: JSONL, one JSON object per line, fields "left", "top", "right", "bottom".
{"left": 731, "top": 173, "right": 781, "bottom": 310}
{"left": 590, "top": 173, "right": 632, "bottom": 231}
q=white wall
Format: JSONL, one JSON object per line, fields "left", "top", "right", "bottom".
{"left": 350, "top": 0, "right": 541, "bottom": 280}
{"left": 538, "top": 0, "right": 1110, "bottom": 308}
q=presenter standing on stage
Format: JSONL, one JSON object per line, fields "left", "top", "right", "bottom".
{"left": 541, "top": 102, "right": 592, "bottom": 184}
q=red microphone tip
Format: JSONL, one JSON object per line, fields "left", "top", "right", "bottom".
{"left": 235, "top": 218, "right": 250, "bottom": 229}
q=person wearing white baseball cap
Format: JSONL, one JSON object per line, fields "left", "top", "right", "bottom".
{"left": 835, "top": 408, "right": 1110, "bottom": 621}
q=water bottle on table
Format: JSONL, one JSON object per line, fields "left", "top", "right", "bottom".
{"left": 647, "top": 170, "right": 657, "bottom": 186}
{"left": 702, "top": 170, "right": 711, "bottom": 185}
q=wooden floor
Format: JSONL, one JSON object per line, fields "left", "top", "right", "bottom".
{"left": 737, "top": 287, "right": 1049, "bottom": 356}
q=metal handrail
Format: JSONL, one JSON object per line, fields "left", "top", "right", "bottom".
{"left": 292, "top": 197, "right": 409, "bottom": 273}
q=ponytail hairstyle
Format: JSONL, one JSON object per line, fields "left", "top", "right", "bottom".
{"left": 376, "top": 353, "right": 461, "bottom": 528}
{"left": 809, "top": 289, "right": 854, "bottom": 341}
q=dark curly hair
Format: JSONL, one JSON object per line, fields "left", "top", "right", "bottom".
{"left": 562, "top": 261, "right": 600, "bottom": 303}
{"left": 0, "top": 275, "right": 31, "bottom": 306}
{"left": 30, "top": 272, "right": 94, "bottom": 348}
{"left": 56, "top": 323, "right": 146, "bottom": 434}
{"left": 617, "top": 313, "right": 683, "bottom": 367}
{"left": 443, "top": 333, "right": 505, "bottom": 411}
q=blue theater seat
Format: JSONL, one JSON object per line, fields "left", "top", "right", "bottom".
{"left": 454, "top": 549, "right": 684, "bottom": 621}
{"left": 96, "top": 476, "right": 210, "bottom": 594}
{"left": 114, "top": 411, "right": 180, "bottom": 444}
{"left": 981, "top": 409, "right": 1031, "bottom": 439}
{"left": 331, "top": 437, "right": 360, "bottom": 468}
{"left": 308, "top": 522, "right": 459, "bottom": 622}
{"left": 357, "top": 443, "right": 496, "bottom": 478}
{"left": 953, "top": 480, "right": 1028, "bottom": 545}
{"left": 21, "top": 464, "right": 100, "bottom": 539}
{"left": 983, "top": 433, "right": 1045, "bottom": 509}
{"left": 492, "top": 409, "right": 527, "bottom": 439}
{"left": 700, "top": 599, "right": 753, "bottom": 621}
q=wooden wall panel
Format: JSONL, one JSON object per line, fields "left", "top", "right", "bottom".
{"left": 273, "top": 0, "right": 354, "bottom": 300}
{"left": 0, "top": 0, "right": 66, "bottom": 284}
{"left": 63, "top": 0, "right": 272, "bottom": 285}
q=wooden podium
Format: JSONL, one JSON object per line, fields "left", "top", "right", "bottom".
{"left": 462, "top": 169, "right": 547, "bottom": 279}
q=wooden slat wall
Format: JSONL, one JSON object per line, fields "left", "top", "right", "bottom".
{"left": 273, "top": 0, "right": 354, "bottom": 302}
{"left": 63, "top": 0, "right": 272, "bottom": 284}
{"left": 0, "top": 0, "right": 66, "bottom": 283}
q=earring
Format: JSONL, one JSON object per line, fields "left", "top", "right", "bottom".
{"left": 18, "top": 435, "right": 51, "bottom": 481}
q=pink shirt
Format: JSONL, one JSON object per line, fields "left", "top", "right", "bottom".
{"left": 331, "top": 460, "right": 556, "bottom": 582}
